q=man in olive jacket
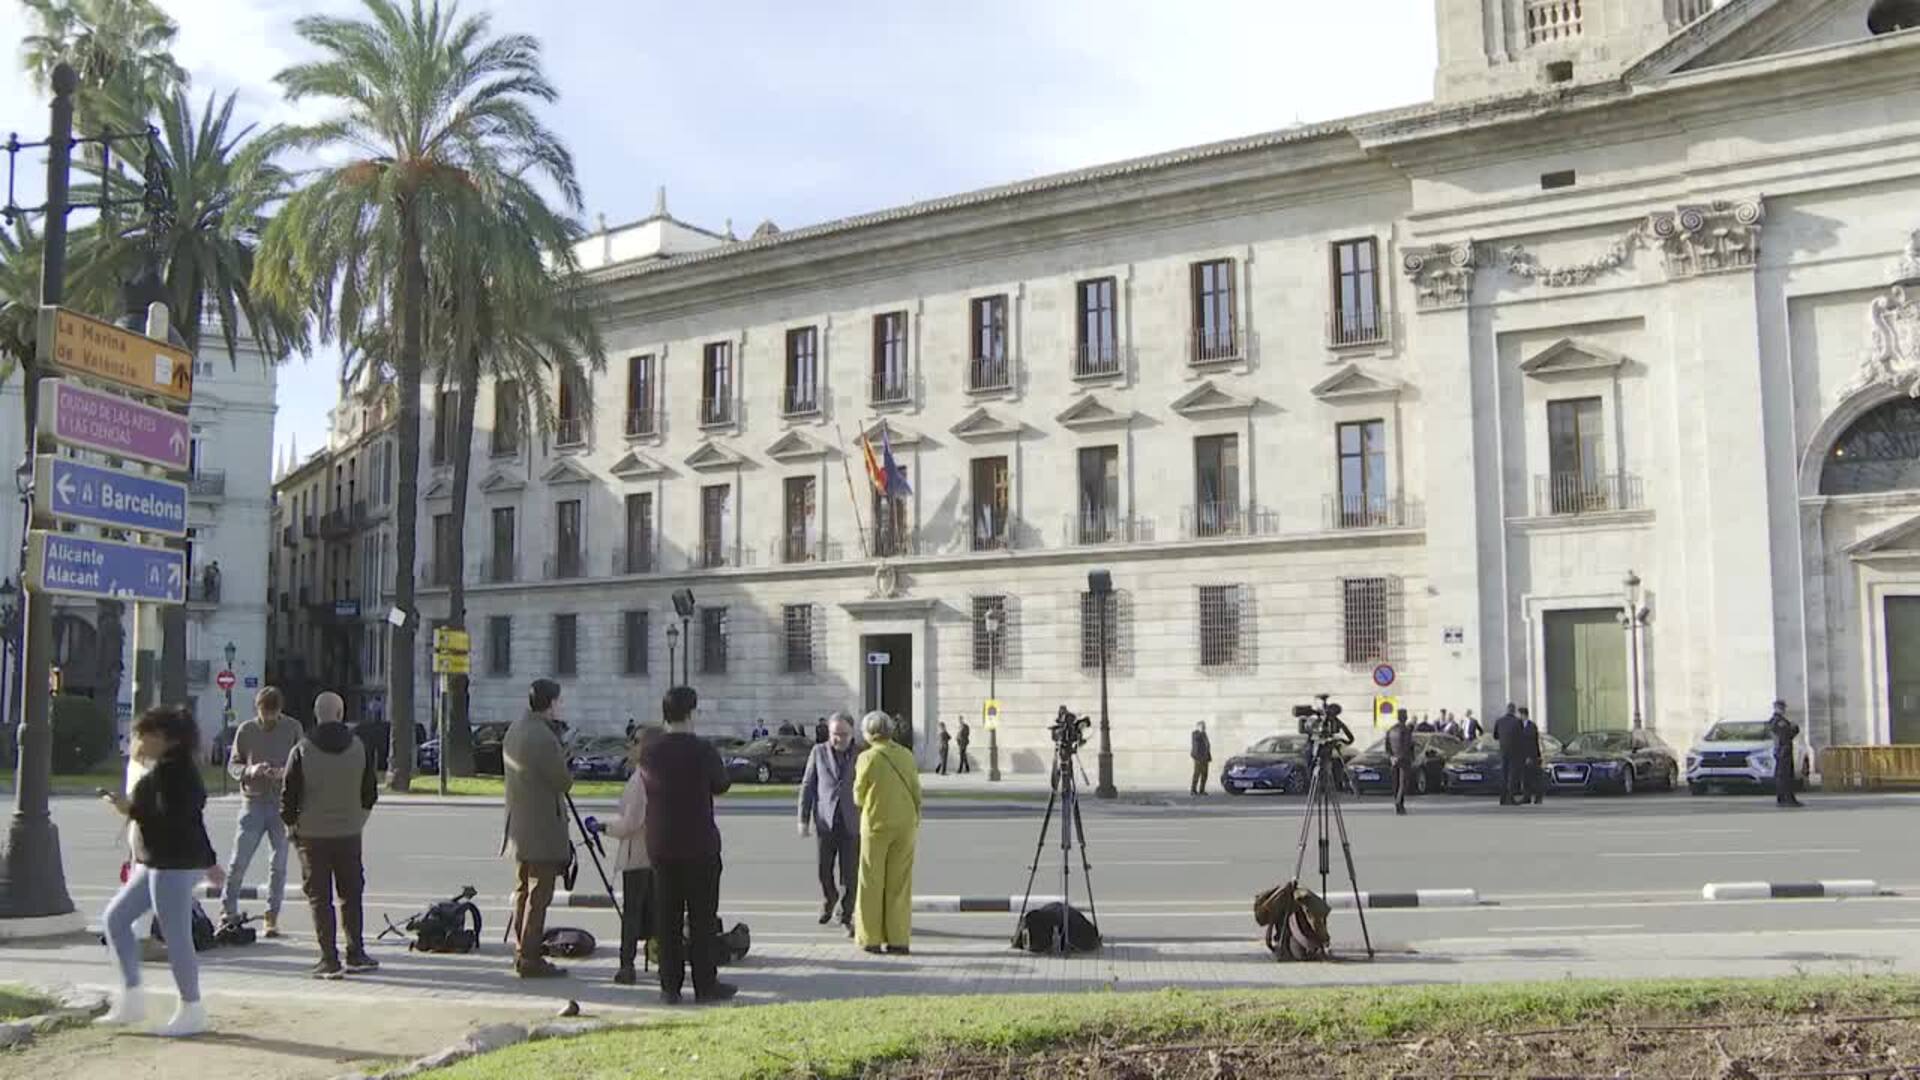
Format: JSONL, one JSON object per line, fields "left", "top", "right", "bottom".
{"left": 503, "top": 678, "right": 574, "bottom": 978}
{"left": 281, "top": 691, "right": 378, "bottom": 979}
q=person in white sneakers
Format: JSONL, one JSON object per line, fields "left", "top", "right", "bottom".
{"left": 97, "top": 705, "right": 225, "bottom": 1037}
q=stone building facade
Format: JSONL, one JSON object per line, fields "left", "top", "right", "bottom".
{"left": 406, "top": 0, "right": 1920, "bottom": 780}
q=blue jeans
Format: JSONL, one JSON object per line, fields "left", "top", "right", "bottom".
{"left": 222, "top": 795, "right": 288, "bottom": 917}
{"left": 102, "top": 864, "right": 202, "bottom": 1003}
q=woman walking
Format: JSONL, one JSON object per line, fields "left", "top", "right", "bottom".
{"left": 852, "top": 709, "right": 921, "bottom": 955}
{"left": 98, "top": 705, "right": 225, "bottom": 1036}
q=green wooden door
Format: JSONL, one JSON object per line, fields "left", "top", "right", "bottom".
{"left": 1544, "top": 608, "right": 1629, "bottom": 740}
{"left": 1885, "top": 597, "right": 1920, "bottom": 744}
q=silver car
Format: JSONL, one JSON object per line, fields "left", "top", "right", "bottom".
{"left": 1685, "top": 721, "right": 1810, "bottom": 795}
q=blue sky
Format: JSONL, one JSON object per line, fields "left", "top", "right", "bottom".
{"left": 4, "top": 0, "right": 1438, "bottom": 463}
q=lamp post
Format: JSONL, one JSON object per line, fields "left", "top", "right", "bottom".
{"left": 672, "top": 588, "right": 695, "bottom": 687}
{"left": 0, "top": 579, "right": 16, "bottom": 763}
{"left": 1089, "top": 570, "right": 1117, "bottom": 799}
{"left": 985, "top": 606, "right": 1001, "bottom": 781}
{"left": 665, "top": 625, "right": 679, "bottom": 690}
{"left": 1620, "top": 571, "right": 1651, "bottom": 730}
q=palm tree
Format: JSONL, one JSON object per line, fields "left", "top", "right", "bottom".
{"left": 255, "top": 0, "right": 582, "bottom": 790}
{"left": 20, "top": 0, "right": 187, "bottom": 137}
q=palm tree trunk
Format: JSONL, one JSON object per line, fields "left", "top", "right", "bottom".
{"left": 441, "top": 344, "right": 480, "bottom": 776}
{"left": 386, "top": 201, "right": 424, "bottom": 792}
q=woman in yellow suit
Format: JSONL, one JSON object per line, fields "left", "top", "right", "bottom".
{"left": 853, "top": 709, "right": 922, "bottom": 954}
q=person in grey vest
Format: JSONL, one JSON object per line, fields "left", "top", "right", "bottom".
{"left": 800, "top": 711, "right": 860, "bottom": 934}
{"left": 280, "top": 691, "right": 379, "bottom": 979}
{"left": 222, "top": 686, "right": 301, "bottom": 936}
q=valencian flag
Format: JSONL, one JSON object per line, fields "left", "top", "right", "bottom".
{"left": 861, "top": 433, "right": 888, "bottom": 494}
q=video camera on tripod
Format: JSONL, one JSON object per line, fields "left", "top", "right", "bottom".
{"left": 1293, "top": 694, "right": 1355, "bottom": 759}
{"left": 1050, "top": 705, "right": 1091, "bottom": 756}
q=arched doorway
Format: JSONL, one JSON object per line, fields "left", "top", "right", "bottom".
{"left": 1820, "top": 397, "right": 1920, "bottom": 495}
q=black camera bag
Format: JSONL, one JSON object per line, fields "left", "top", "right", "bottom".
{"left": 1015, "top": 902, "right": 1100, "bottom": 954}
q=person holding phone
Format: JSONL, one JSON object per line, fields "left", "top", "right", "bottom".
{"left": 97, "top": 705, "right": 225, "bottom": 1037}
{"left": 221, "top": 686, "right": 300, "bottom": 935}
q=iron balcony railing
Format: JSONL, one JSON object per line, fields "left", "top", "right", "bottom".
{"left": 773, "top": 533, "right": 843, "bottom": 565}
{"left": 1064, "top": 511, "right": 1154, "bottom": 546}
{"left": 967, "top": 354, "right": 1011, "bottom": 393}
{"left": 871, "top": 526, "right": 919, "bottom": 559}
{"left": 555, "top": 415, "right": 588, "bottom": 448}
{"left": 782, "top": 384, "right": 820, "bottom": 417}
{"left": 484, "top": 553, "right": 517, "bottom": 584}
{"left": 613, "top": 545, "right": 654, "bottom": 576}
{"left": 1324, "top": 493, "right": 1424, "bottom": 530}
{"left": 870, "top": 370, "right": 911, "bottom": 406}
{"left": 188, "top": 470, "right": 226, "bottom": 498}
{"left": 187, "top": 578, "right": 220, "bottom": 605}
{"left": 1327, "top": 307, "right": 1391, "bottom": 349}
{"left": 544, "top": 552, "right": 587, "bottom": 581}
{"left": 700, "top": 395, "right": 733, "bottom": 427}
{"left": 1189, "top": 326, "right": 1240, "bottom": 366}
{"left": 970, "top": 514, "right": 1011, "bottom": 552}
{"left": 302, "top": 515, "right": 318, "bottom": 539}
{"left": 624, "top": 406, "right": 657, "bottom": 438}
{"left": 1533, "top": 472, "right": 1644, "bottom": 517}
{"left": 490, "top": 430, "right": 522, "bottom": 457}
{"left": 320, "top": 508, "right": 351, "bottom": 538}
{"left": 1074, "top": 341, "right": 1122, "bottom": 379}
{"left": 1181, "top": 502, "right": 1278, "bottom": 540}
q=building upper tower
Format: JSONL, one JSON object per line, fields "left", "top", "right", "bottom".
{"left": 1435, "top": 0, "right": 1719, "bottom": 102}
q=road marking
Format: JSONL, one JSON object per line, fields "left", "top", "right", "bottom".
{"left": 1488, "top": 923, "right": 1644, "bottom": 933}
{"left": 1597, "top": 848, "right": 1860, "bottom": 858}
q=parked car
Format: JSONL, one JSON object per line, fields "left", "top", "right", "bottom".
{"left": 1549, "top": 729, "right": 1678, "bottom": 794}
{"left": 1685, "top": 721, "right": 1810, "bottom": 795}
{"left": 1347, "top": 732, "right": 1466, "bottom": 796}
{"left": 1220, "top": 734, "right": 1317, "bottom": 795}
{"left": 1443, "top": 733, "right": 1563, "bottom": 795}
{"left": 472, "top": 722, "right": 509, "bottom": 775}
{"left": 416, "top": 738, "right": 439, "bottom": 775}
{"left": 723, "top": 735, "right": 815, "bottom": 783}
{"left": 568, "top": 735, "right": 632, "bottom": 781}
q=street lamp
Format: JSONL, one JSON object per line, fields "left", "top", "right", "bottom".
{"left": 665, "top": 625, "right": 679, "bottom": 689}
{"left": 671, "top": 588, "right": 696, "bottom": 687}
{"left": 1620, "top": 571, "right": 1651, "bottom": 730}
{"left": 1089, "top": 570, "right": 1117, "bottom": 799}
{"left": 985, "top": 605, "right": 1002, "bottom": 782}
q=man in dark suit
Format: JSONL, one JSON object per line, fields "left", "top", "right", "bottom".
{"left": 1385, "top": 709, "right": 1416, "bottom": 816}
{"left": 1518, "top": 707, "right": 1545, "bottom": 805}
{"left": 1492, "top": 704, "right": 1523, "bottom": 806}
{"left": 1768, "top": 699, "right": 1804, "bottom": 808}
{"left": 799, "top": 711, "right": 860, "bottom": 934}
{"left": 955, "top": 719, "right": 972, "bottom": 774}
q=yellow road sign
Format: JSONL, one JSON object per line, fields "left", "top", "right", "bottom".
{"left": 1372, "top": 696, "right": 1400, "bottom": 728}
{"left": 433, "top": 627, "right": 471, "bottom": 653}
{"left": 982, "top": 698, "right": 1001, "bottom": 732}
{"left": 39, "top": 306, "right": 194, "bottom": 404}
{"left": 432, "top": 652, "right": 471, "bottom": 675}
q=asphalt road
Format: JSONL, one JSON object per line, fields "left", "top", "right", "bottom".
{"left": 42, "top": 785, "right": 1920, "bottom": 961}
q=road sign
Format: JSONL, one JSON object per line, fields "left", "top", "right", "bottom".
{"left": 244, "top": 676, "right": 259, "bottom": 689}
{"left": 216, "top": 670, "right": 236, "bottom": 691}
{"left": 433, "top": 627, "right": 471, "bottom": 653}
{"left": 35, "top": 458, "right": 188, "bottom": 536}
{"left": 432, "top": 652, "right": 471, "bottom": 675}
{"left": 982, "top": 698, "right": 1001, "bottom": 732}
{"left": 333, "top": 599, "right": 361, "bottom": 619}
{"left": 41, "top": 379, "right": 192, "bottom": 470}
{"left": 867, "top": 651, "right": 890, "bottom": 666}
{"left": 28, "top": 530, "right": 185, "bottom": 603}
{"left": 1372, "top": 663, "right": 1396, "bottom": 688}
{"left": 1373, "top": 696, "right": 1400, "bottom": 727}
{"left": 39, "top": 306, "right": 193, "bottom": 403}
{"left": 1443, "top": 626, "right": 1465, "bottom": 646}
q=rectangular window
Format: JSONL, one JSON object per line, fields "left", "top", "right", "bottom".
{"left": 1193, "top": 434, "right": 1241, "bottom": 538}
{"left": 1078, "top": 590, "right": 1117, "bottom": 671}
{"left": 970, "top": 595, "right": 1008, "bottom": 673}
{"left": 968, "top": 295, "right": 1009, "bottom": 391}
{"left": 1076, "top": 445, "right": 1119, "bottom": 544}
{"left": 623, "top": 610, "right": 648, "bottom": 675}
{"left": 783, "top": 476, "right": 818, "bottom": 563}
{"left": 623, "top": 492, "right": 653, "bottom": 574}
{"left": 701, "top": 342, "right": 733, "bottom": 426}
{"left": 700, "top": 606, "right": 728, "bottom": 674}
{"left": 488, "top": 615, "right": 511, "bottom": 675}
{"left": 432, "top": 389, "right": 458, "bottom": 465}
{"left": 1331, "top": 238, "right": 1383, "bottom": 346}
{"left": 700, "top": 484, "right": 730, "bottom": 568}
{"left": 1342, "top": 576, "right": 1390, "bottom": 666}
{"left": 431, "top": 513, "right": 456, "bottom": 586}
{"left": 491, "top": 380, "right": 521, "bottom": 456}
{"left": 1190, "top": 258, "right": 1237, "bottom": 363}
{"left": 556, "top": 372, "right": 586, "bottom": 447}
{"left": 783, "top": 604, "right": 813, "bottom": 673}
{"left": 554, "top": 498, "right": 583, "bottom": 579}
{"left": 970, "top": 456, "right": 1010, "bottom": 551}
{"left": 783, "top": 328, "right": 819, "bottom": 416}
{"left": 626, "top": 354, "right": 656, "bottom": 436}
{"left": 553, "top": 613, "right": 578, "bottom": 677}
{"left": 871, "top": 311, "right": 909, "bottom": 404}
{"left": 1546, "top": 396, "right": 1606, "bottom": 513}
{"left": 489, "top": 507, "right": 515, "bottom": 583}
{"left": 1075, "top": 277, "right": 1119, "bottom": 377}
{"left": 1336, "top": 420, "right": 1388, "bottom": 527}
{"left": 1198, "top": 584, "right": 1247, "bottom": 670}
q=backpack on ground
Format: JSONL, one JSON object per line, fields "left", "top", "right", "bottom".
{"left": 542, "top": 926, "right": 596, "bottom": 959}
{"left": 150, "top": 899, "right": 220, "bottom": 952}
{"left": 388, "top": 885, "right": 484, "bottom": 953}
{"left": 719, "top": 922, "right": 751, "bottom": 965}
{"left": 1013, "top": 902, "right": 1101, "bottom": 954}
{"left": 213, "top": 912, "right": 258, "bottom": 946}
{"left": 1254, "top": 880, "right": 1331, "bottom": 962}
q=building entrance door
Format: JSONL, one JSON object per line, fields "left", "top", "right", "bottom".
{"left": 1885, "top": 597, "right": 1920, "bottom": 743}
{"left": 1543, "top": 608, "right": 1628, "bottom": 740}
{"left": 861, "top": 632, "right": 914, "bottom": 749}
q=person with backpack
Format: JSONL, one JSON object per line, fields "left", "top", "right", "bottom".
{"left": 281, "top": 691, "right": 380, "bottom": 979}
{"left": 220, "top": 686, "right": 301, "bottom": 937}
{"left": 97, "top": 705, "right": 224, "bottom": 1037}
{"left": 595, "top": 726, "right": 656, "bottom": 985}
{"left": 853, "top": 709, "right": 922, "bottom": 955}
{"left": 1769, "top": 699, "right": 1806, "bottom": 808}
{"left": 639, "top": 686, "right": 737, "bottom": 1004}
{"left": 503, "top": 678, "right": 575, "bottom": 979}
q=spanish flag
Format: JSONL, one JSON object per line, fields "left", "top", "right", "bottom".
{"left": 861, "top": 433, "right": 888, "bottom": 495}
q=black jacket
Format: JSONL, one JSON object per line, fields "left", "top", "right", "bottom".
{"left": 129, "top": 751, "right": 217, "bottom": 870}
{"left": 1493, "top": 711, "right": 1524, "bottom": 755}
{"left": 957, "top": 723, "right": 971, "bottom": 748}
{"left": 1768, "top": 713, "right": 1799, "bottom": 751}
{"left": 1520, "top": 720, "right": 1543, "bottom": 762}
{"left": 1191, "top": 729, "right": 1212, "bottom": 762}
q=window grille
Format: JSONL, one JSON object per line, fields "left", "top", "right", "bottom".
{"left": 623, "top": 610, "right": 648, "bottom": 675}
{"left": 701, "top": 606, "right": 729, "bottom": 674}
{"left": 1341, "top": 576, "right": 1397, "bottom": 666}
{"left": 783, "top": 604, "right": 814, "bottom": 673}
{"left": 1078, "top": 591, "right": 1119, "bottom": 672}
{"left": 1197, "top": 584, "right": 1251, "bottom": 672}
{"left": 970, "top": 595, "right": 1008, "bottom": 673}
{"left": 488, "top": 615, "right": 511, "bottom": 675}
{"left": 553, "top": 613, "right": 578, "bottom": 677}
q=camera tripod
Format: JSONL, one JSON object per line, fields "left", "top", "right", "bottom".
{"left": 1012, "top": 737, "right": 1101, "bottom": 955}
{"left": 1290, "top": 742, "right": 1375, "bottom": 959}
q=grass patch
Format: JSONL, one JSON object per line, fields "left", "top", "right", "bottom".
{"left": 1, "top": 762, "right": 226, "bottom": 797}
{"left": 421, "top": 975, "right": 1920, "bottom": 1080}
{"left": 0, "top": 985, "right": 56, "bottom": 1021}
{"left": 401, "top": 778, "right": 1039, "bottom": 802}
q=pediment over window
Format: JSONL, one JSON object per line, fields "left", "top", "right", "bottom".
{"left": 949, "top": 407, "right": 1020, "bottom": 442}
{"left": 1845, "top": 513, "right": 1920, "bottom": 560}
{"left": 855, "top": 419, "right": 923, "bottom": 449}
{"left": 610, "top": 450, "right": 670, "bottom": 480}
{"left": 1054, "top": 394, "right": 1137, "bottom": 431}
{"left": 477, "top": 470, "right": 524, "bottom": 494}
{"left": 422, "top": 477, "right": 452, "bottom": 502}
{"left": 1519, "top": 338, "right": 1627, "bottom": 379}
{"left": 539, "top": 457, "right": 594, "bottom": 486}
{"left": 1311, "top": 364, "right": 1403, "bottom": 402}
{"left": 1170, "top": 380, "right": 1255, "bottom": 418}
{"left": 766, "top": 431, "right": 832, "bottom": 462}
{"left": 684, "top": 440, "right": 748, "bottom": 471}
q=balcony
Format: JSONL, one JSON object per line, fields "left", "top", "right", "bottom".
{"left": 421, "top": 561, "right": 456, "bottom": 588}
{"left": 188, "top": 470, "right": 226, "bottom": 499}
{"left": 870, "top": 527, "right": 919, "bottom": 559}
{"left": 773, "top": 533, "right": 843, "bottom": 565}
{"left": 1189, "top": 327, "right": 1241, "bottom": 366}
{"left": 302, "top": 516, "right": 318, "bottom": 539}
{"left": 1324, "top": 493, "right": 1424, "bottom": 530}
{"left": 320, "top": 508, "right": 352, "bottom": 539}
{"left": 1064, "top": 511, "right": 1155, "bottom": 546}
{"left": 698, "top": 541, "right": 731, "bottom": 570}
{"left": 969, "top": 514, "right": 1011, "bottom": 552}
{"left": 1327, "top": 307, "right": 1391, "bottom": 349}
{"left": 186, "top": 578, "right": 220, "bottom": 607}
{"left": 612, "top": 545, "right": 654, "bottom": 576}
{"left": 484, "top": 553, "right": 517, "bottom": 584}
{"left": 1181, "top": 502, "right": 1278, "bottom": 540}
{"left": 1532, "top": 473, "right": 1644, "bottom": 517}
{"left": 554, "top": 415, "right": 588, "bottom": 448}
{"left": 489, "top": 431, "right": 522, "bottom": 458}
{"left": 700, "top": 395, "right": 733, "bottom": 428}
{"left": 544, "top": 552, "right": 588, "bottom": 581}
{"left": 966, "top": 354, "right": 1011, "bottom": 393}
{"left": 782, "top": 384, "right": 820, "bottom": 418}
{"left": 1073, "top": 342, "right": 1122, "bottom": 380}
{"left": 869, "top": 370, "right": 911, "bottom": 406}
{"left": 624, "top": 406, "right": 658, "bottom": 438}
{"left": 1526, "top": 0, "right": 1582, "bottom": 44}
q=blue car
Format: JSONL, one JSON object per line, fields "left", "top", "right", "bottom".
{"left": 1443, "top": 733, "right": 1562, "bottom": 795}
{"left": 1220, "top": 734, "right": 1316, "bottom": 795}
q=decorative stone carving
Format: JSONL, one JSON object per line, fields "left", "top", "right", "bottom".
{"left": 1646, "top": 198, "right": 1764, "bottom": 277}
{"left": 1401, "top": 242, "right": 1476, "bottom": 309}
{"left": 1503, "top": 230, "right": 1648, "bottom": 288}
{"left": 1897, "top": 229, "right": 1920, "bottom": 285}
{"left": 871, "top": 562, "right": 901, "bottom": 599}
{"left": 1841, "top": 284, "right": 1920, "bottom": 401}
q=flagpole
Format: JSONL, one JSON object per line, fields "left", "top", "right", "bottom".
{"left": 832, "top": 415, "right": 871, "bottom": 560}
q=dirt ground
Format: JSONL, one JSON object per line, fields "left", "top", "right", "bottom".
{"left": 3, "top": 997, "right": 549, "bottom": 1080}
{"left": 871, "top": 1011, "right": 1920, "bottom": 1079}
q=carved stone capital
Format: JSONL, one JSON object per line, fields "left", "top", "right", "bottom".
{"left": 1895, "top": 228, "right": 1920, "bottom": 285}
{"left": 1401, "top": 241, "right": 1477, "bottom": 310}
{"left": 1646, "top": 198, "right": 1764, "bottom": 278}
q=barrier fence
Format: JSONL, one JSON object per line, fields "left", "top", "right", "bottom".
{"left": 1818, "top": 745, "right": 1920, "bottom": 790}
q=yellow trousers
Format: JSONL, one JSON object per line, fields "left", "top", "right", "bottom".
{"left": 854, "top": 827, "right": 916, "bottom": 948}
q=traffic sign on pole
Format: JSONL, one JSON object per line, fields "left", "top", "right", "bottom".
{"left": 215, "top": 670, "right": 236, "bottom": 691}
{"left": 28, "top": 530, "right": 186, "bottom": 604}
{"left": 433, "top": 627, "right": 471, "bottom": 653}
{"left": 1372, "top": 664, "right": 1396, "bottom": 688}
{"left": 34, "top": 457, "right": 188, "bottom": 536}
{"left": 40, "top": 379, "right": 192, "bottom": 469}
{"left": 38, "top": 306, "right": 194, "bottom": 403}
{"left": 431, "top": 652, "right": 471, "bottom": 675}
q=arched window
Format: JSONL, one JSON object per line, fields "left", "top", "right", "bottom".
{"left": 1821, "top": 398, "right": 1920, "bottom": 495}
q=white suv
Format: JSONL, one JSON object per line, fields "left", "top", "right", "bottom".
{"left": 1685, "top": 720, "right": 1810, "bottom": 795}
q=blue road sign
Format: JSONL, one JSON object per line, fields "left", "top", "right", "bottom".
{"left": 244, "top": 676, "right": 259, "bottom": 689}
{"left": 35, "top": 458, "right": 188, "bottom": 537}
{"left": 28, "top": 530, "right": 185, "bottom": 604}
